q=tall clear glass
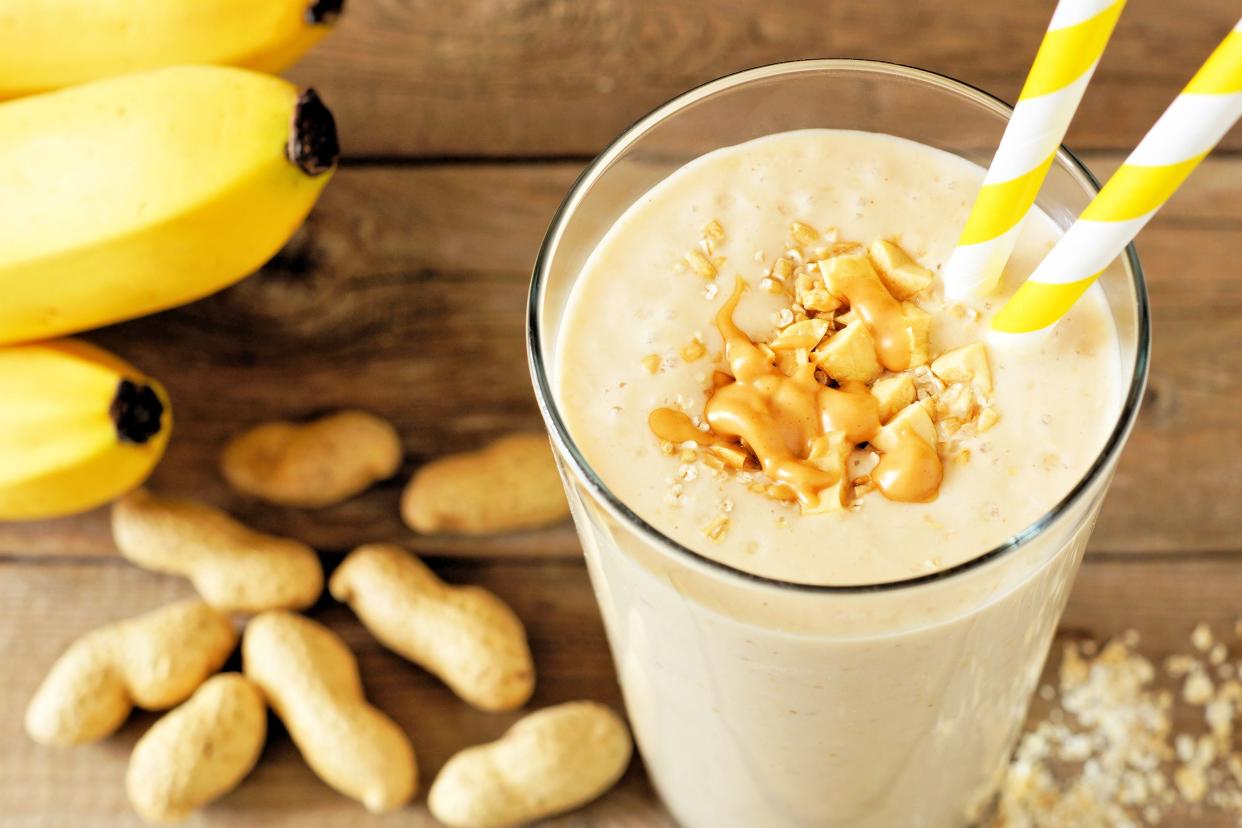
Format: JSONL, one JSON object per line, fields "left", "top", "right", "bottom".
{"left": 528, "top": 61, "right": 1149, "bottom": 828}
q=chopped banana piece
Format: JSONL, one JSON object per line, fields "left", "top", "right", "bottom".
{"left": 770, "top": 318, "right": 830, "bottom": 351}
{"left": 977, "top": 407, "right": 1000, "bottom": 433}
{"left": 804, "top": 290, "right": 841, "bottom": 314}
{"left": 813, "top": 320, "right": 882, "bottom": 383}
{"left": 818, "top": 255, "right": 927, "bottom": 369}
{"left": 774, "top": 347, "right": 808, "bottom": 376}
{"left": 871, "top": 374, "right": 916, "bottom": 424}
{"left": 796, "top": 277, "right": 841, "bottom": 314}
{"left": 869, "top": 240, "right": 934, "bottom": 300}
{"left": 818, "top": 253, "right": 881, "bottom": 301}
{"left": 901, "top": 302, "right": 932, "bottom": 367}
{"left": 938, "top": 417, "right": 963, "bottom": 437}
{"left": 803, "top": 432, "right": 851, "bottom": 514}
{"left": 871, "top": 400, "right": 936, "bottom": 453}
{"left": 709, "top": 443, "right": 750, "bottom": 469}
{"left": 936, "top": 382, "right": 978, "bottom": 422}
{"left": 931, "top": 342, "right": 992, "bottom": 392}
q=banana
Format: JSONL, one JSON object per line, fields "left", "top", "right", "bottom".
{"left": 0, "top": 65, "right": 340, "bottom": 346}
{"left": 0, "top": 0, "right": 344, "bottom": 100}
{"left": 0, "top": 339, "right": 172, "bottom": 520}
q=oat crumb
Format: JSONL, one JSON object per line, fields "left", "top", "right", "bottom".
{"left": 1184, "top": 671, "right": 1214, "bottom": 706}
{"left": 702, "top": 515, "right": 729, "bottom": 541}
{"left": 1175, "top": 765, "right": 1208, "bottom": 803}
{"left": 685, "top": 249, "right": 717, "bottom": 279}
{"left": 681, "top": 338, "right": 706, "bottom": 362}
{"left": 1165, "top": 654, "right": 1198, "bottom": 677}
{"left": 1193, "top": 623, "right": 1214, "bottom": 652}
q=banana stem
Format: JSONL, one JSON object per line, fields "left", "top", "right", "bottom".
{"left": 109, "top": 380, "right": 166, "bottom": 445}
{"left": 307, "top": 0, "right": 346, "bottom": 25}
{"left": 287, "top": 90, "right": 340, "bottom": 176}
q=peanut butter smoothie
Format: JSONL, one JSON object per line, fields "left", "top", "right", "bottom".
{"left": 546, "top": 129, "right": 1127, "bottom": 827}
{"left": 556, "top": 129, "right": 1120, "bottom": 586}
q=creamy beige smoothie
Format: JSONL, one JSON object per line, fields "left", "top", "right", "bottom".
{"left": 557, "top": 129, "right": 1119, "bottom": 586}
{"left": 548, "top": 129, "right": 1126, "bottom": 827}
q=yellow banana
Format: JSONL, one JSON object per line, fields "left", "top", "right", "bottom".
{"left": 0, "top": 0, "right": 344, "bottom": 100}
{"left": 0, "top": 339, "right": 172, "bottom": 520}
{"left": 0, "top": 65, "right": 339, "bottom": 346}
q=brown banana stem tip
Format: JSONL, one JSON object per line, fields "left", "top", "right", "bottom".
{"left": 306, "top": 0, "right": 345, "bottom": 25}
{"left": 287, "top": 89, "right": 341, "bottom": 176}
{"left": 110, "top": 380, "right": 165, "bottom": 445}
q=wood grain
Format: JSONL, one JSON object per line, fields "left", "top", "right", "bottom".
{"left": 4, "top": 4, "right": 1239, "bottom": 826}
{"left": 0, "top": 155, "right": 1238, "bottom": 558}
{"left": 4, "top": 555, "right": 1242, "bottom": 827}
{"left": 286, "top": 0, "right": 1242, "bottom": 158}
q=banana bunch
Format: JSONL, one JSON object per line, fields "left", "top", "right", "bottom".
{"left": 0, "top": 341, "right": 171, "bottom": 520}
{"left": 0, "top": 66, "right": 340, "bottom": 345}
{"left": 0, "top": 7, "right": 343, "bottom": 519}
{"left": 0, "top": 0, "right": 344, "bottom": 100}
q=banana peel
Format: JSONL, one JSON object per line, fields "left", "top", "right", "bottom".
{"left": 0, "top": 65, "right": 339, "bottom": 347}
{"left": 0, "top": 339, "right": 172, "bottom": 520}
{"left": 0, "top": 0, "right": 344, "bottom": 100}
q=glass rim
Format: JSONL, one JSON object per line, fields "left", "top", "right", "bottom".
{"left": 527, "top": 58, "right": 1152, "bottom": 595}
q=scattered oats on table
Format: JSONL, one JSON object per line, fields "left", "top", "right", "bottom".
{"left": 994, "top": 623, "right": 1242, "bottom": 826}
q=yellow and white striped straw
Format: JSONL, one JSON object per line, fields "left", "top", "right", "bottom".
{"left": 993, "top": 19, "right": 1242, "bottom": 334}
{"left": 944, "top": 0, "right": 1126, "bottom": 299}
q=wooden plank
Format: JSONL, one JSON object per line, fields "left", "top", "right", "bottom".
{"left": 286, "top": 0, "right": 1242, "bottom": 157}
{"left": 0, "top": 156, "right": 1238, "bottom": 557}
{"left": 4, "top": 556, "right": 1242, "bottom": 826}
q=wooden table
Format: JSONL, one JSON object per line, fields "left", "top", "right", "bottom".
{"left": 3, "top": 2, "right": 1241, "bottom": 825}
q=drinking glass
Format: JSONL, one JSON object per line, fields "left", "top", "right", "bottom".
{"left": 528, "top": 60, "right": 1150, "bottom": 828}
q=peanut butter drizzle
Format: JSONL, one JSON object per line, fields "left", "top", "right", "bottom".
{"left": 649, "top": 238, "right": 956, "bottom": 511}
{"left": 649, "top": 407, "right": 721, "bottom": 446}
{"left": 827, "top": 257, "right": 911, "bottom": 371}
{"left": 873, "top": 428, "right": 943, "bottom": 503}
{"left": 697, "top": 278, "right": 881, "bottom": 510}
